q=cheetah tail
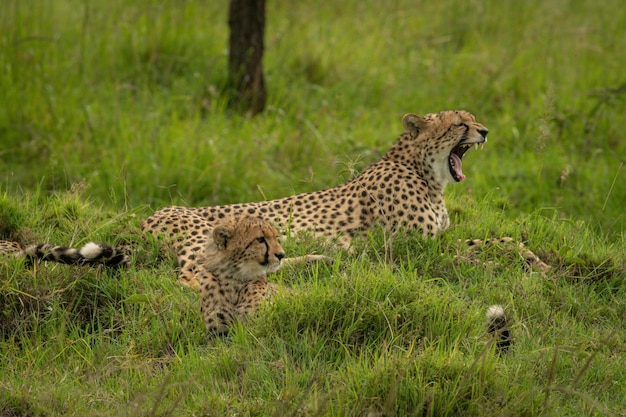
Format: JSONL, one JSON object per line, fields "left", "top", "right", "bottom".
{"left": 23, "top": 242, "right": 130, "bottom": 268}
{"left": 486, "top": 304, "right": 512, "bottom": 352}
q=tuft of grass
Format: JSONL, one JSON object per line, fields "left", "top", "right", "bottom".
{"left": 1, "top": 187, "right": 625, "bottom": 415}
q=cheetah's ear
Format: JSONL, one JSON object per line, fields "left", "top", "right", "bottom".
{"left": 213, "top": 225, "right": 234, "bottom": 250}
{"left": 402, "top": 113, "right": 427, "bottom": 136}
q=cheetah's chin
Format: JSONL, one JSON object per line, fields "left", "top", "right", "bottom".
{"left": 263, "top": 262, "right": 282, "bottom": 273}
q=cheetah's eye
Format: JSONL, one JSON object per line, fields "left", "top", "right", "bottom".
{"left": 456, "top": 122, "right": 469, "bottom": 128}
{"left": 256, "top": 236, "right": 266, "bottom": 244}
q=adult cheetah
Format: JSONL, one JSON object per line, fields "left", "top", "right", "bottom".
{"left": 143, "top": 110, "right": 491, "bottom": 284}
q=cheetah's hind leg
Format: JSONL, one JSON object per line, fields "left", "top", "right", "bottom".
{"left": 462, "top": 237, "right": 551, "bottom": 275}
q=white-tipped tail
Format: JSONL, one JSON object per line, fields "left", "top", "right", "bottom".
{"left": 487, "top": 304, "right": 511, "bottom": 352}
{"left": 79, "top": 242, "right": 103, "bottom": 259}
{"left": 486, "top": 304, "right": 505, "bottom": 321}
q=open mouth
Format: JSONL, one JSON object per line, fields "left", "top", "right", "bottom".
{"left": 449, "top": 141, "right": 485, "bottom": 182}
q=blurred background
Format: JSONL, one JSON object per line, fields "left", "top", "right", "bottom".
{"left": 1, "top": 0, "right": 624, "bottom": 238}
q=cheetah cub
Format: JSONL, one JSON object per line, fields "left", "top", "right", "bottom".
{"left": 197, "top": 216, "right": 286, "bottom": 335}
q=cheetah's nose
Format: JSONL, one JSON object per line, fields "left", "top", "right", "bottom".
{"left": 276, "top": 252, "right": 285, "bottom": 261}
{"left": 478, "top": 128, "right": 488, "bottom": 139}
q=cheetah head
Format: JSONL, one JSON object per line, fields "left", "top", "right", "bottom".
{"left": 210, "top": 216, "right": 285, "bottom": 281}
{"left": 402, "top": 110, "right": 488, "bottom": 186}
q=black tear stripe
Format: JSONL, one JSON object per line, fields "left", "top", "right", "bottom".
{"left": 242, "top": 238, "right": 270, "bottom": 266}
{"left": 461, "top": 125, "right": 469, "bottom": 142}
{"left": 262, "top": 239, "right": 270, "bottom": 266}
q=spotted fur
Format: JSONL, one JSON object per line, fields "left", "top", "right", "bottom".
{"left": 197, "top": 216, "right": 285, "bottom": 334}
{"left": 143, "top": 110, "right": 491, "bottom": 284}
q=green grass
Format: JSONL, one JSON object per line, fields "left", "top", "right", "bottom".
{"left": 1, "top": 0, "right": 625, "bottom": 415}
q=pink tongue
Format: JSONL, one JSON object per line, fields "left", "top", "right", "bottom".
{"left": 450, "top": 153, "right": 466, "bottom": 181}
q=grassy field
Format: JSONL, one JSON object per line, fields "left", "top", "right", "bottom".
{"left": 1, "top": 0, "right": 625, "bottom": 415}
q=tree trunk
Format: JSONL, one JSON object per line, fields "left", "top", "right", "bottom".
{"left": 227, "top": 0, "right": 266, "bottom": 115}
